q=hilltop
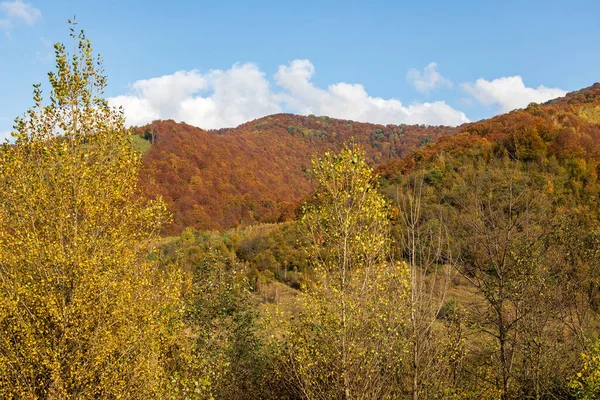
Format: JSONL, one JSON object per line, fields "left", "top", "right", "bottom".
{"left": 134, "top": 83, "right": 600, "bottom": 233}
{"left": 378, "top": 83, "right": 600, "bottom": 180}
{"left": 135, "top": 114, "right": 455, "bottom": 232}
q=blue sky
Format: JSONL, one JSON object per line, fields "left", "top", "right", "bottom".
{"left": 1, "top": 0, "right": 599, "bottom": 139}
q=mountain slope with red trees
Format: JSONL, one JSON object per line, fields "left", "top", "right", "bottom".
{"left": 137, "top": 83, "right": 600, "bottom": 234}
{"left": 136, "top": 114, "right": 455, "bottom": 232}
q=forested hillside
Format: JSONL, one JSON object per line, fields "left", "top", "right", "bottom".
{"left": 367, "top": 82, "right": 600, "bottom": 399}
{"left": 134, "top": 115, "right": 456, "bottom": 232}
{"left": 135, "top": 83, "right": 600, "bottom": 234}
{"left": 379, "top": 83, "right": 600, "bottom": 178}
{"left": 156, "top": 83, "right": 600, "bottom": 399}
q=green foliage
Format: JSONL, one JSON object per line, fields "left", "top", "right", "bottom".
{"left": 130, "top": 133, "right": 153, "bottom": 153}
{"left": 235, "top": 222, "right": 311, "bottom": 289}
{"left": 424, "top": 166, "right": 444, "bottom": 185}
{"left": 384, "top": 143, "right": 600, "bottom": 398}
{"left": 159, "top": 228, "right": 276, "bottom": 399}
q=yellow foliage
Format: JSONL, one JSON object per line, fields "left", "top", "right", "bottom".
{"left": 570, "top": 343, "right": 600, "bottom": 399}
{"left": 0, "top": 24, "right": 181, "bottom": 399}
{"left": 268, "top": 144, "right": 411, "bottom": 399}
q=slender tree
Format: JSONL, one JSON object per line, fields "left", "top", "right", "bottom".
{"left": 269, "top": 144, "right": 409, "bottom": 399}
{"left": 396, "top": 172, "right": 456, "bottom": 399}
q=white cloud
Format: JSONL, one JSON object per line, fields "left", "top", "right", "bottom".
{"left": 275, "top": 60, "right": 467, "bottom": 126}
{"left": 407, "top": 62, "right": 453, "bottom": 94}
{"left": 0, "top": 0, "right": 41, "bottom": 26}
{"left": 109, "top": 64, "right": 282, "bottom": 128}
{"left": 110, "top": 59, "right": 470, "bottom": 129}
{"left": 462, "top": 76, "right": 567, "bottom": 112}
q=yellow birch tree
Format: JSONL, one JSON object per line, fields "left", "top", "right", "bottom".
{"left": 0, "top": 23, "right": 181, "bottom": 399}
{"left": 270, "top": 144, "right": 410, "bottom": 399}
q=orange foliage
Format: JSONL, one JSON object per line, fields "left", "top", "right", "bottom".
{"left": 137, "top": 83, "right": 600, "bottom": 233}
{"left": 379, "top": 83, "right": 600, "bottom": 179}
{"left": 136, "top": 114, "right": 455, "bottom": 233}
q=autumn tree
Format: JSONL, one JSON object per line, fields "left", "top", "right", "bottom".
{"left": 449, "top": 160, "right": 560, "bottom": 399}
{"left": 0, "top": 23, "right": 181, "bottom": 398}
{"left": 161, "top": 228, "right": 270, "bottom": 400}
{"left": 395, "top": 171, "right": 459, "bottom": 399}
{"left": 570, "top": 342, "right": 600, "bottom": 399}
{"left": 268, "top": 144, "right": 410, "bottom": 399}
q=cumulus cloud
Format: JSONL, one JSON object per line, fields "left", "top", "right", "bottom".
{"left": 462, "top": 76, "right": 567, "bottom": 112}
{"left": 0, "top": 0, "right": 41, "bottom": 30}
{"left": 275, "top": 59, "right": 467, "bottom": 126}
{"left": 110, "top": 59, "right": 470, "bottom": 129}
{"left": 109, "top": 64, "right": 282, "bottom": 129}
{"left": 407, "top": 62, "right": 453, "bottom": 94}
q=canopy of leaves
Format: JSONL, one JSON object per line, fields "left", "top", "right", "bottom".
{"left": 135, "top": 116, "right": 455, "bottom": 233}
{"left": 0, "top": 25, "right": 181, "bottom": 399}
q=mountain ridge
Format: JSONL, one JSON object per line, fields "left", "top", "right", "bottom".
{"left": 378, "top": 83, "right": 600, "bottom": 179}
{"left": 134, "top": 84, "right": 600, "bottom": 233}
{"left": 135, "top": 113, "right": 455, "bottom": 232}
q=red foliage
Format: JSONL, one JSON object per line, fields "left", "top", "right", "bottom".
{"left": 136, "top": 83, "right": 600, "bottom": 234}
{"left": 136, "top": 114, "right": 455, "bottom": 233}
